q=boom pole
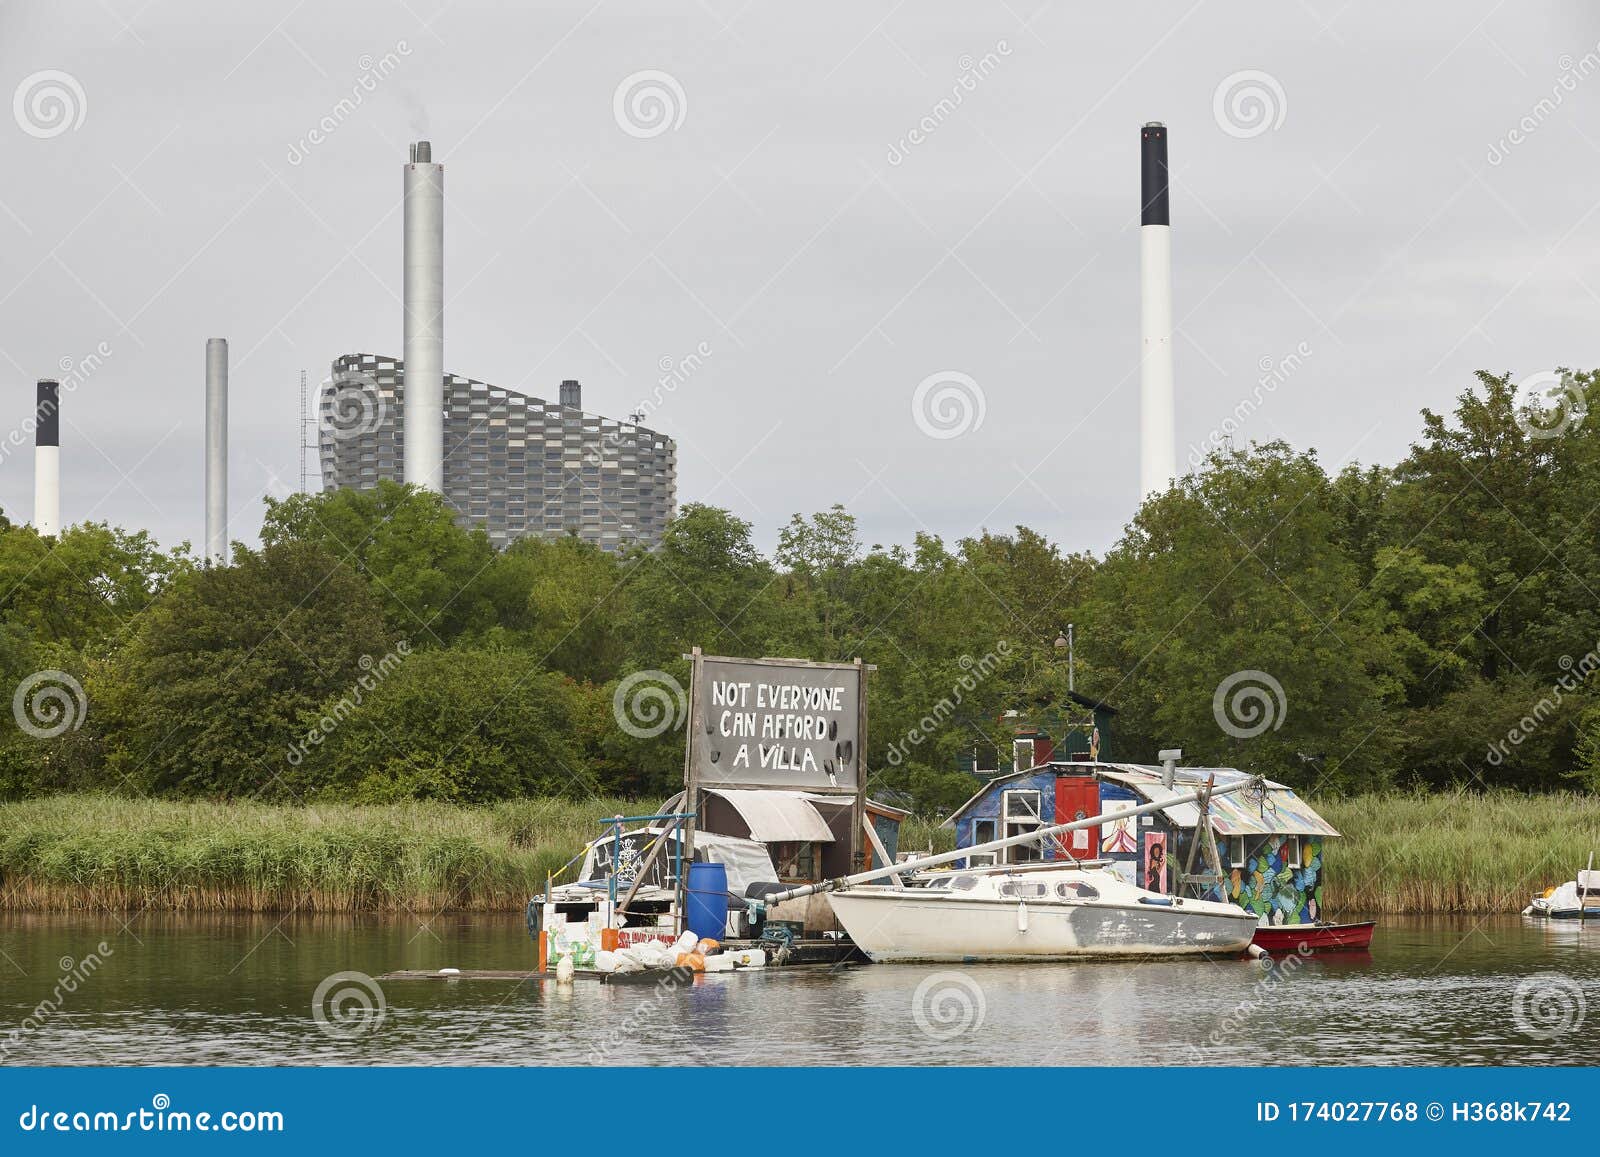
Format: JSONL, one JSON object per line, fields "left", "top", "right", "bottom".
{"left": 758, "top": 775, "right": 1264, "bottom": 908}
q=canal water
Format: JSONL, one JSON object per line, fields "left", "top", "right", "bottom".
{"left": 1, "top": 914, "right": 1594, "bottom": 1066}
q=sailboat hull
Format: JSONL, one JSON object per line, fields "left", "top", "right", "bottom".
{"left": 827, "top": 889, "right": 1258, "bottom": 962}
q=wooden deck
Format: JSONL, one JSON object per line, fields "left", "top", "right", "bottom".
{"left": 377, "top": 937, "right": 864, "bottom": 984}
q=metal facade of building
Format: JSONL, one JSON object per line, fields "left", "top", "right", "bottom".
{"left": 319, "top": 353, "right": 677, "bottom": 552}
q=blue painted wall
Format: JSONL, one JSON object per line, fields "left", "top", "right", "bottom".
{"left": 952, "top": 770, "right": 1058, "bottom": 865}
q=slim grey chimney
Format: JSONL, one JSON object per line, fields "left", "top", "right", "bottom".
{"left": 403, "top": 139, "right": 444, "bottom": 492}
{"left": 205, "top": 338, "right": 228, "bottom": 565}
{"left": 560, "top": 379, "right": 581, "bottom": 409}
{"left": 34, "top": 379, "right": 60, "bottom": 537}
{"left": 1139, "top": 121, "right": 1175, "bottom": 502}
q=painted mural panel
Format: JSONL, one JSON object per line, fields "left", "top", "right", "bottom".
{"left": 1142, "top": 832, "right": 1168, "bottom": 894}
{"left": 1229, "top": 835, "right": 1324, "bottom": 924}
{"left": 1100, "top": 799, "right": 1137, "bottom": 854}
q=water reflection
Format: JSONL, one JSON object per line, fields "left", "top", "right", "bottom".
{"left": 1, "top": 913, "right": 1594, "bottom": 1066}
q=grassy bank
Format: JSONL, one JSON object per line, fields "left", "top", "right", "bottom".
{"left": 1, "top": 791, "right": 1595, "bottom": 913}
{"left": 1317, "top": 792, "right": 1599, "bottom": 914}
{"left": 0, "top": 795, "right": 633, "bottom": 912}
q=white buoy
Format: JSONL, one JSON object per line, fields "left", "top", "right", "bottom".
{"left": 555, "top": 954, "right": 575, "bottom": 985}
{"left": 1017, "top": 900, "right": 1029, "bottom": 933}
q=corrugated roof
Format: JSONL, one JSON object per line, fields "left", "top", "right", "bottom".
{"left": 942, "top": 761, "right": 1339, "bottom": 838}
{"left": 1097, "top": 767, "right": 1340, "bottom": 838}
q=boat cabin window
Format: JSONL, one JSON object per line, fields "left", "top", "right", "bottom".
{"left": 998, "top": 881, "right": 1048, "bottom": 899}
{"left": 923, "top": 876, "right": 952, "bottom": 889}
{"left": 1056, "top": 881, "right": 1101, "bottom": 900}
{"left": 949, "top": 875, "right": 980, "bottom": 892}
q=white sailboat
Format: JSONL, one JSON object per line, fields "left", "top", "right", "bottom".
{"left": 756, "top": 774, "right": 1265, "bottom": 962}
{"left": 827, "top": 863, "right": 1258, "bottom": 961}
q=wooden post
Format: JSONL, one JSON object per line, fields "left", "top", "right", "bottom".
{"left": 852, "top": 657, "right": 868, "bottom": 873}
{"left": 676, "top": 646, "right": 702, "bottom": 937}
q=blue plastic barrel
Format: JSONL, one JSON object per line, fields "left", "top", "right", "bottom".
{"left": 685, "top": 862, "right": 729, "bottom": 941}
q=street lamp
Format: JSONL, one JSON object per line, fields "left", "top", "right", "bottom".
{"left": 1053, "top": 624, "right": 1075, "bottom": 693}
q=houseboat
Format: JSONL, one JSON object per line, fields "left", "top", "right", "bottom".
{"left": 944, "top": 759, "right": 1342, "bottom": 927}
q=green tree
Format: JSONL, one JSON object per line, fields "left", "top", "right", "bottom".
{"left": 1086, "top": 442, "right": 1400, "bottom": 791}
{"left": 260, "top": 482, "right": 495, "bottom": 644}
{"left": 98, "top": 541, "right": 393, "bottom": 797}
{"left": 289, "top": 648, "right": 588, "bottom": 803}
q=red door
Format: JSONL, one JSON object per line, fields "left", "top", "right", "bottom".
{"left": 1054, "top": 777, "right": 1100, "bottom": 862}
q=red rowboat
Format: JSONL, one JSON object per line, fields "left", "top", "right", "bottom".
{"left": 1250, "top": 920, "right": 1375, "bottom": 954}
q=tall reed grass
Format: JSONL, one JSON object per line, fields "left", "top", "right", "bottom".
{"left": 0, "top": 795, "right": 634, "bottom": 912}
{"left": 1316, "top": 791, "right": 1599, "bottom": 914}
{"left": 1, "top": 791, "right": 1594, "bottom": 913}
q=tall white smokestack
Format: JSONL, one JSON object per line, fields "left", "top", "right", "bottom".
{"left": 1139, "top": 121, "right": 1175, "bottom": 503}
{"left": 403, "top": 140, "right": 444, "bottom": 492}
{"left": 205, "top": 338, "right": 228, "bottom": 565}
{"left": 34, "top": 379, "right": 60, "bottom": 537}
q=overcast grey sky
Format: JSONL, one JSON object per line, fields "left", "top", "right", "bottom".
{"left": 2, "top": 2, "right": 1598, "bottom": 556}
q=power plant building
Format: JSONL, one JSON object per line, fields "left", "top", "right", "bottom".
{"left": 318, "top": 354, "right": 677, "bottom": 552}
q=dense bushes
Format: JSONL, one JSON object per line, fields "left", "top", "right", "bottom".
{"left": 3, "top": 369, "right": 1600, "bottom": 811}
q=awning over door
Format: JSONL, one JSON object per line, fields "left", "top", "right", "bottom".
{"left": 703, "top": 788, "right": 836, "bottom": 843}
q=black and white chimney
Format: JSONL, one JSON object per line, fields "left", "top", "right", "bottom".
{"left": 34, "top": 379, "right": 60, "bottom": 537}
{"left": 1139, "top": 121, "right": 1175, "bottom": 502}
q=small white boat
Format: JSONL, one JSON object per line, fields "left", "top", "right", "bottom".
{"left": 1524, "top": 858, "right": 1599, "bottom": 921}
{"left": 826, "top": 862, "right": 1260, "bottom": 962}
